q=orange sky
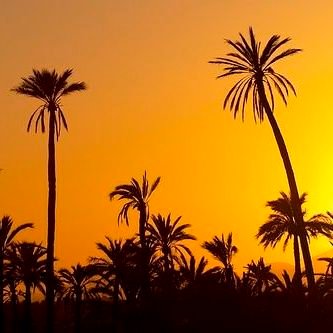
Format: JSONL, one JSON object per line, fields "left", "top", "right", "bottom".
{"left": 1, "top": 0, "right": 333, "bottom": 272}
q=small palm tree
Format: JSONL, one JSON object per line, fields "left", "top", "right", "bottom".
{"left": 177, "top": 254, "right": 219, "bottom": 288}
{"left": 257, "top": 192, "right": 333, "bottom": 286}
{"left": 109, "top": 172, "right": 160, "bottom": 297}
{"left": 0, "top": 216, "right": 33, "bottom": 330}
{"left": 3, "top": 259, "right": 23, "bottom": 333}
{"left": 6, "top": 242, "right": 47, "bottom": 332}
{"left": 12, "top": 69, "right": 86, "bottom": 332}
{"left": 92, "top": 237, "right": 140, "bottom": 331}
{"left": 147, "top": 214, "right": 196, "bottom": 275}
{"left": 109, "top": 172, "right": 160, "bottom": 249}
{"left": 245, "top": 257, "right": 280, "bottom": 295}
{"left": 202, "top": 233, "right": 238, "bottom": 288}
{"left": 59, "top": 264, "right": 98, "bottom": 333}
{"left": 210, "top": 27, "right": 314, "bottom": 288}
{"left": 92, "top": 237, "right": 137, "bottom": 304}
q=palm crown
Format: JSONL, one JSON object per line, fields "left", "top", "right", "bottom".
{"left": 147, "top": 214, "right": 196, "bottom": 260}
{"left": 0, "top": 216, "right": 33, "bottom": 253}
{"left": 12, "top": 68, "right": 86, "bottom": 138}
{"left": 58, "top": 264, "right": 97, "bottom": 301}
{"left": 257, "top": 192, "right": 333, "bottom": 250}
{"left": 210, "top": 27, "right": 301, "bottom": 121}
{"left": 202, "top": 233, "right": 238, "bottom": 268}
{"left": 109, "top": 171, "right": 160, "bottom": 226}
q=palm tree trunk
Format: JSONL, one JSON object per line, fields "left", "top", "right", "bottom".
{"left": 139, "top": 204, "right": 147, "bottom": 250}
{"left": 293, "top": 234, "right": 302, "bottom": 288}
{"left": 257, "top": 80, "right": 315, "bottom": 289}
{"left": 46, "top": 108, "right": 56, "bottom": 333}
{"left": 74, "top": 292, "right": 82, "bottom": 333}
{"left": 111, "top": 279, "right": 120, "bottom": 332}
{"left": 25, "top": 283, "right": 32, "bottom": 333}
{"left": 139, "top": 205, "right": 150, "bottom": 299}
{"left": 10, "top": 282, "right": 19, "bottom": 333}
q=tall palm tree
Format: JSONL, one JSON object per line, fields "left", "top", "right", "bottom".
{"left": 146, "top": 214, "right": 196, "bottom": 274}
{"left": 59, "top": 264, "right": 98, "bottom": 333}
{"left": 7, "top": 242, "right": 47, "bottom": 332}
{"left": 12, "top": 68, "right": 86, "bottom": 331}
{"left": 202, "top": 233, "right": 238, "bottom": 288}
{"left": 109, "top": 172, "right": 160, "bottom": 297}
{"left": 0, "top": 216, "right": 33, "bottom": 330}
{"left": 257, "top": 192, "right": 333, "bottom": 286}
{"left": 210, "top": 27, "right": 315, "bottom": 288}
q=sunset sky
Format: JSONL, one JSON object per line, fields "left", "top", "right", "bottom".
{"left": 1, "top": 0, "right": 333, "bottom": 272}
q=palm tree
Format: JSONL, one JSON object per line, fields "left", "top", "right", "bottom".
{"left": 92, "top": 237, "right": 137, "bottom": 304}
{"left": 210, "top": 27, "right": 315, "bottom": 288}
{"left": 202, "top": 233, "right": 238, "bottom": 288}
{"left": 109, "top": 172, "right": 160, "bottom": 249}
{"left": 12, "top": 68, "right": 86, "bottom": 331}
{"left": 178, "top": 254, "right": 219, "bottom": 288}
{"left": 3, "top": 258, "right": 23, "bottom": 333}
{"left": 7, "top": 242, "right": 47, "bottom": 332}
{"left": 92, "top": 237, "right": 139, "bottom": 331}
{"left": 245, "top": 257, "right": 280, "bottom": 295}
{"left": 257, "top": 192, "right": 333, "bottom": 286}
{"left": 0, "top": 216, "right": 33, "bottom": 330}
{"left": 59, "top": 264, "right": 98, "bottom": 333}
{"left": 147, "top": 214, "right": 196, "bottom": 275}
{"left": 109, "top": 172, "right": 160, "bottom": 297}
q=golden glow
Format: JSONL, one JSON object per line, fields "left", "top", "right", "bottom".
{"left": 1, "top": 0, "right": 333, "bottom": 272}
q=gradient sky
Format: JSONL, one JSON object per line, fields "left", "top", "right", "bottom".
{"left": 1, "top": 0, "right": 333, "bottom": 272}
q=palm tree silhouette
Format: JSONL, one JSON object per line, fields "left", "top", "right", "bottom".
{"left": 12, "top": 68, "right": 86, "bottom": 331}
{"left": 0, "top": 216, "right": 33, "bottom": 330}
{"left": 178, "top": 255, "right": 219, "bottom": 288}
{"left": 59, "top": 264, "right": 98, "bottom": 333}
{"left": 93, "top": 237, "right": 137, "bottom": 304}
{"left": 109, "top": 172, "right": 160, "bottom": 297}
{"left": 92, "top": 238, "right": 139, "bottom": 331}
{"left": 6, "top": 242, "right": 47, "bottom": 332}
{"left": 210, "top": 27, "right": 315, "bottom": 288}
{"left": 245, "top": 257, "right": 280, "bottom": 295}
{"left": 147, "top": 214, "right": 196, "bottom": 276}
{"left": 4, "top": 254, "right": 23, "bottom": 333}
{"left": 257, "top": 192, "right": 333, "bottom": 287}
{"left": 202, "top": 233, "right": 238, "bottom": 288}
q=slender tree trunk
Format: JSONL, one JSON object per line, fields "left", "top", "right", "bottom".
{"left": 293, "top": 234, "right": 302, "bottom": 288}
{"left": 111, "top": 279, "right": 120, "bottom": 332}
{"left": 10, "top": 282, "right": 19, "bottom": 333}
{"left": 25, "top": 283, "right": 32, "bottom": 333}
{"left": 74, "top": 293, "right": 82, "bottom": 333}
{"left": 162, "top": 250, "right": 172, "bottom": 292}
{"left": 46, "top": 108, "right": 56, "bottom": 333}
{"left": 257, "top": 80, "right": 315, "bottom": 289}
{"left": 139, "top": 204, "right": 150, "bottom": 299}
{"left": 0, "top": 254, "right": 4, "bottom": 333}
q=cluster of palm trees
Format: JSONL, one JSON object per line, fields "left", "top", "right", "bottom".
{"left": 2, "top": 174, "right": 333, "bottom": 332}
{"left": 3, "top": 26, "right": 333, "bottom": 331}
